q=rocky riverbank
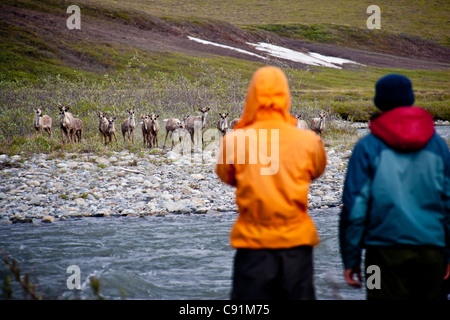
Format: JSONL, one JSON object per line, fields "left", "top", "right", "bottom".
{"left": 0, "top": 145, "right": 351, "bottom": 224}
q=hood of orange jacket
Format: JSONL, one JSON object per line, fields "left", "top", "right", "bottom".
{"left": 234, "top": 66, "right": 298, "bottom": 130}
{"left": 216, "top": 66, "right": 327, "bottom": 249}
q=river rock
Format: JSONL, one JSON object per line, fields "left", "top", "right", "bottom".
{"left": 26, "top": 180, "right": 41, "bottom": 187}
{"left": 10, "top": 155, "right": 21, "bottom": 162}
{"left": 191, "top": 197, "right": 205, "bottom": 206}
{"left": 108, "top": 156, "right": 119, "bottom": 163}
{"left": 120, "top": 208, "right": 137, "bottom": 216}
{"left": 66, "top": 161, "right": 79, "bottom": 169}
{"left": 161, "top": 193, "right": 173, "bottom": 201}
{"left": 190, "top": 173, "right": 205, "bottom": 180}
{"left": 164, "top": 200, "right": 195, "bottom": 213}
{"left": 41, "top": 215, "right": 55, "bottom": 223}
{"left": 95, "top": 157, "right": 110, "bottom": 166}
{"left": 75, "top": 198, "right": 87, "bottom": 207}
{"left": 29, "top": 195, "right": 44, "bottom": 206}
{"left": 0, "top": 144, "right": 353, "bottom": 222}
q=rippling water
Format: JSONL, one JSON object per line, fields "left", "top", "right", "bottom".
{"left": 0, "top": 208, "right": 365, "bottom": 300}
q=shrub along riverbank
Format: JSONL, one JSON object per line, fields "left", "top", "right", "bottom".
{"left": 1, "top": 55, "right": 449, "bottom": 157}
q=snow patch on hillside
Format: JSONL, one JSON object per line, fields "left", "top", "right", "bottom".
{"left": 188, "top": 36, "right": 363, "bottom": 69}
{"left": 187, "top": 36, "right": 267, "bottom": 60}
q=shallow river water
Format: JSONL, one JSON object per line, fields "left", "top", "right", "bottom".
{"left": 0, "top": 207, "right": 366, "bottom": 300}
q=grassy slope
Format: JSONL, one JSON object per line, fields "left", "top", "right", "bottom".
{"left": 74, "top": 0, "right": 450, "bottom": 46}
{"left": 1, "top": 1, "right": 448, "bottom": 85}
{"left": 0, "top": 0, "right": 449, "bottom": 156}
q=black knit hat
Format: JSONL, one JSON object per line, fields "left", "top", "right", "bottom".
{"left": 373, "top": 74, "right": 415, "bottom": 111}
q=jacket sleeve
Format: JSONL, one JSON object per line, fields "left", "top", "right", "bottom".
{"left": 216, "top": 135, "right": 237, "bottom": 187}
{"left": 443, "top": 142, "right": 450, "bottom": 263}
{"left": 310, "top": 135, "right": 327, "bottom": 181}
{"left": 445, "top": 178, "right": 450, "bottom": 263}
{"left": 339, "top": 137, "right": 374, "bottom": 269}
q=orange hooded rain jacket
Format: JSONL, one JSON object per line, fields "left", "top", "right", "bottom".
{"left": 216, "top": 66, "right": 327, "bottom": 249}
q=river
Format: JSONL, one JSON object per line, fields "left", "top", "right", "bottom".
{"left": 0, "top": 207, "right": 365, "bottom": 300}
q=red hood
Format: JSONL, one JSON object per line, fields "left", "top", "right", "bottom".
{"left": 369, "top": 107, "right": 435, "bottom": 152}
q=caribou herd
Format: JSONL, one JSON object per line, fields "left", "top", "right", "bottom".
{"left": 32, "top": 104, "right": 327, "bottom": 148}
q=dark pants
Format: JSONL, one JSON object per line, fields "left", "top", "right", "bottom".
{"left": 231, "top": 245, "right": 315, "bottom": 300}
{"left": 365, "top": 246, "right": 446, "bottom": 300}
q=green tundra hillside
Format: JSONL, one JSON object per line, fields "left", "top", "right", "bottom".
{"left": 0, "top": 0, "right": 449, "bottom": 155}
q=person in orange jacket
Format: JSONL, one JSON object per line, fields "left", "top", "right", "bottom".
{"left": 216, "top": 66, "right": 327, "bottom": 300}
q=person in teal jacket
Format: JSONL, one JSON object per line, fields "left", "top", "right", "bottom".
{"left": 339, "top": 74, "right": 450, "bottom": 300}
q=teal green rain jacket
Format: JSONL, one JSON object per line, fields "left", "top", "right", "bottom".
{"left": 339, "top": 107, "right": 450, "bottom": 269}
